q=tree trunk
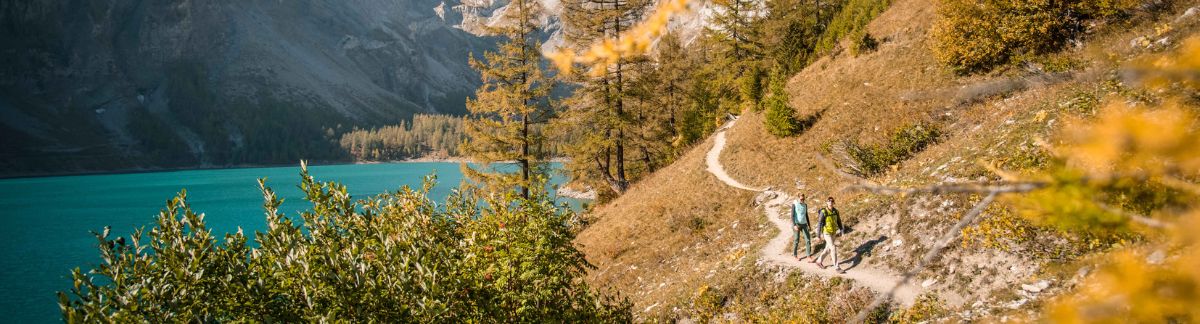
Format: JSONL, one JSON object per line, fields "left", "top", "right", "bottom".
{"left": 612, "top": 5, "right": 629, "bottom": 193}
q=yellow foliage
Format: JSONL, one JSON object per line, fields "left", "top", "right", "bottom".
{"left": 1047, "top": 212, "right": 1200, "bottom": 323}
{"left": 546, "top": 0, "right": 692, "bottom": 75}
{"left": 930, "top": 0, "right": 1140, "bottom": 73}
{"left": 1060, "top": 101, "right": 1200, "bottom": 181}
{"left": 1135, "top": 36, "right": 1200, "bottom": 92}
{"left": 1037, "top": 36, "right": 1200, "bottom": 323}
{"left": 962, "top": 205, "right": 1036, "bottom": 253}
{"left": 889, "top": 293, "right": 947, "bottom": 324}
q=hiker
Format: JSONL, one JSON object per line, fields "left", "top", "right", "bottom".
{"left": 792, "top": 193, "right": 812, "bottom": 261}
{"left": 813, "top": 196, "right": 846, "bottom": 273}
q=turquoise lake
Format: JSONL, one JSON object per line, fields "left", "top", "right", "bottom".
{"left": 0, "top": 162, "right": 573, "bottom": 322}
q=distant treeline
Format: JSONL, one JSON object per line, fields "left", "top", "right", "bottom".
{"left": 339, "top": 114, "right": 465, "bottom": 161}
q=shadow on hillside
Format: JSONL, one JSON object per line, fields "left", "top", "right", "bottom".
{"left": 794, "top": 108, "right": 827, "bottom": 135}
{"left": 842, "top": 235, "right": 888, "bottom": 270}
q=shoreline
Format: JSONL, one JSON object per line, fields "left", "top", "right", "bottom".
{"left": 0, "top": 157, "right": 572, "bottom": 180}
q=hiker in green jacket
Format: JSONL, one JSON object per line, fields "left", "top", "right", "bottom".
{"left": 814, "top": 197, "right": 846, "bottom": 273}
{"left": 791, "top": 193, "right": 812, "bottom": 261}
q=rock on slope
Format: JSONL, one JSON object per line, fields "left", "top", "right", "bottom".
{"left": 0, "top": 0, "right": 494, "bottom": 175}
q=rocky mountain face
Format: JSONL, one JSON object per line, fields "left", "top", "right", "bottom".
{"left": 0, "top": 0, "right": 494, "bottom": 175}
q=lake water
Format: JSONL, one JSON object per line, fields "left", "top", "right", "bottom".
{"left": 0, "top": 162, "right": 573, "bottom": 322}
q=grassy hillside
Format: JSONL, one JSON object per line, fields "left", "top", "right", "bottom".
{"left": 576, "top": 0, "right": 1200, "bottom": 320}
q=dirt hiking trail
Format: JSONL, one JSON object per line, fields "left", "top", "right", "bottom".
{"left": 706, "top": 119, "right": 921, "bottom": 306}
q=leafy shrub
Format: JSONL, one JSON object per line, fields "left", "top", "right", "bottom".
{"left": 58, "top": 165, "right": 630, "bottom": 322}
{"left": 931, "top": 0, "right": 1141, "bottom": 74}
{"left": 845, "top": 123, "right": 941, "bottom": 176}
{"left": 763, "top": 72, "right": 801, "bottom": 137}
{"left": 692, "top": 284, "right": 728, "bottom": 320}
{"left": 889, "top": 293, "right": 946, "bottom": 323}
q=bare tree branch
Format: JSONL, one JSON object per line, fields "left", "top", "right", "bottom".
{"left": 1094, "top": 201, "right": 1171, "bottom": 229}
{"left": 1159, "top": 175, "right": 1200, "bottom": 196}
{"left": 816, "top": 153, "right": 1048, "bottom": 195}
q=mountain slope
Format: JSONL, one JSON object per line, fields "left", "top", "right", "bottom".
{"left": 575, "top": 0, "right": 1200, "bottom": 320}
{"left": 0, "top": 0, "right": 494, "bottom": 176}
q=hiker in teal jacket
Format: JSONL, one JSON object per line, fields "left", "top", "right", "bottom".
{"left": 791, "top": 194, "right": 812, "bottom": 260}
{"left": 814, "top": 197, "right": 846, "bottom": 273}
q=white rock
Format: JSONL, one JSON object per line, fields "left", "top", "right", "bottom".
{"left": 1148, "top": 250, "right": 1167, "bottom": 265}
{"left": 922, "top": 278, "right": 938, "bottom": 288}
{"left": 1035, "top": 280, "right": 1051, "bottom": 290}
{"left": 434, "top": 2, "right": 446, "bottom": 20}
{"left": 1020, "top": 284, "right": 1039, "bottom": 292}
{"left": 1131, "top": 36, "right": 1149, "bottom": 49}
{"left": 1021, "top": 280, "right": 1050, "bottom": 293}
{"left": 1007, "top": 298, "right": 1029, "bottom": 309}
{"left": 1156, "top": 37, "right": 1171, "bottom": 47}
{"left": 1177, "top": 7, "right": 1199, "bottom": 22}
{"left": 892, "top": 239, "right": 904, "bottom": 247}
{"left": 1076, "top": 266, "right": 1091, "bottom": 279}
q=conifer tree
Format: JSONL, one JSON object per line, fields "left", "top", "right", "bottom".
{"left": 706, "top": 0, "right": 766, "bottom": 114}
{"left": 460, "top": 0, "right": 553, "bottom": 198}
{"left": 708, "top": 0, "right": 763, "bottom": 62}
{"left": 651, "top": 32, "right": 690, "bottom": 146}
{"left": 756, "top": 0, "right": 825, "bottom": 74}
{"left": 764, "top": 70, "right": 800, "bottom": 137}
{"left": 555, "top": 0, "right": 653, "bottom": 195}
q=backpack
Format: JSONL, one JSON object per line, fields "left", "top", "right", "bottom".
{"left": 820, "top": 208, "right": 840, "bottom": 234}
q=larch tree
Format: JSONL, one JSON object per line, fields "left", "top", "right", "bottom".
{"left": 708, "top": 0, "right": 763, "bottom": 64}
{"left": 555, "top": 0, "right": 653, "bottom": 195}
{"left": 650, "top": 32, "right": 689, "bottom": 147}
{"left": 755, "top": 0, "right": 824, "bottom": 74}
{"left": 705, "top": 0, "right": 766, "bottom": 115}
{"left": 460, "top": 0, "right": 554, "bottom": 198}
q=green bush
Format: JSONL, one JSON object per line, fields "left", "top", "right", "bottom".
{"left": 58, "top": 165, "right": 630, "bottom": 322}
{"left": 763, "top": 72, "right": 801, "bottom": 137}
{"left": 692, "top": 284, "right": 728, "bottom": 320}
{"left": 889, "top": 293, "right": 946, "bottom": 323}
{"left": 931, "top": 0, "right": 1140, "bottom": 74}
{"left": 845, "top": 123, "right": 941, "bottom": 176}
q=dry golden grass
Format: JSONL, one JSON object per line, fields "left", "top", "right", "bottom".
{"left": 575, "top": 134, "right": 763, "bottom": 319}
{"left": 721, "top": 0, "right": 1200, "bottom": 307}
{"left": 577, "top": 0, "right": 1200, "bottom": 319}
